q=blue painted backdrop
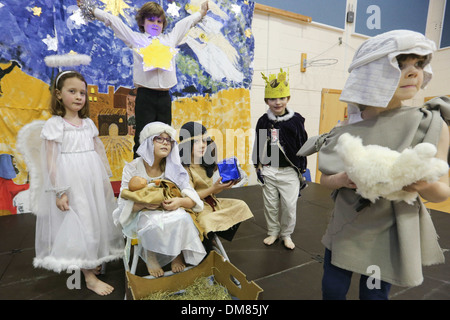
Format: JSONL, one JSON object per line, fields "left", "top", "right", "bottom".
{"left": 0, "top": 0, "right": 255, "bottom": 96}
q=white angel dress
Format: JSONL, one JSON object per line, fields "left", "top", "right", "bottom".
{"left": 113, "top": 157, "right": 206, "bottom": 271}
{"left": 20, "top": 116, "right": 124, "bottom": 273}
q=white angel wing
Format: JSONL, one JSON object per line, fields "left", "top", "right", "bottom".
{"left": 16, "top": 120, "right": 46, "bottom": 214}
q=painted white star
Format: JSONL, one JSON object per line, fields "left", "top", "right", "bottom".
{"left": 67, "top": 6, "right": 86, "bottom": 29}
{"left": 231, "top": 4, "right": 241, "bottom": 15}
{"left": 42, "top": 34, "right": 58, "bottom": 51}
{"left": 0, "top": 3, "right": 4, "bottom": 9}
{"left": 167, "top": 2, "right": 180, "bottom": 17}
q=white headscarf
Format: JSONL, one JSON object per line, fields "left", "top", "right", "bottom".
{"left": 137, "top": 122, "right": 190, "bottom": 190}
{"left": 340, "top": 30, "right": 436, "bottom": 116}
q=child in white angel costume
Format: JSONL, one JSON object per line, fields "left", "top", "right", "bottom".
{"left": 18, "top": 70, "right": 124, "bottom": 296}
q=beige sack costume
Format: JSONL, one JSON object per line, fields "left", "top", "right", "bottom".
{"left": 186, "top": 164, "right": 254, "bottom": 236}
{"left": 298, "top": 30, "right": 448, "bottom": 287}
{"left": 178, "top": 121, "right": 254, "bottom": 239}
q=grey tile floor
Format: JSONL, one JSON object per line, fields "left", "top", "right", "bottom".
{"left": 0, "top": 183, "right": 449, "bottom": 300}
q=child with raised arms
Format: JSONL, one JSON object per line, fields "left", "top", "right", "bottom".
{"left": 77, "top": 0, "right": 209, "bottom": 157}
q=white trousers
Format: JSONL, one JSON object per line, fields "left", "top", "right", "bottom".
{"left": 261, "top": 166, "right": 300, "bottom": 238}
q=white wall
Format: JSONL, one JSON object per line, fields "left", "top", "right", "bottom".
{"left": 246, "top": 0, "right": 450, "bottom": 186}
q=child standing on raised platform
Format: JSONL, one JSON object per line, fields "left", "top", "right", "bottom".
{"left": 77, "top": 0, "right": 209, "bottom": 156}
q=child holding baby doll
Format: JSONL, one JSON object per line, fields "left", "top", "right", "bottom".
{"left": 113, "top": 122, "right": 206, "bottom": 277}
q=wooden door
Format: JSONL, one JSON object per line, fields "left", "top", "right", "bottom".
{"left": 315, "top": 89, "right": 348, "bottom": 183}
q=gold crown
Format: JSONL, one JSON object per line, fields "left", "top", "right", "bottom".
{"left": 261, "top": 68, "right": 290, "bottom": 99}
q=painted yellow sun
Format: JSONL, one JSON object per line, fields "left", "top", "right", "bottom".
{"left": 100, "top": 0, "right": 131, "bottom": 17}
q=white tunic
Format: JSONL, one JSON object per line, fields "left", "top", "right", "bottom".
{"left": 113, "top": 158, "right": 206, "bottom": 269}
{"left": 94, "top": 8, "right": 202, "bottom": 89}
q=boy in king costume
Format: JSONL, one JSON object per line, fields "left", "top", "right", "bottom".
{"left": 253, "top": 69, "right": 308, "bottom": 250}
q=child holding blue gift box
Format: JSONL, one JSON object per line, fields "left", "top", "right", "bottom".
{"left": 179, "top": 121, "right": 254, "bottom": 248}
{"left": 217, "top": 156, "right": 241, "bottom": 183}
{"left": 252, "top": 69, "right": 308, "bottom": 250}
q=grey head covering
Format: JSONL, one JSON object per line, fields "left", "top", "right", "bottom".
{"left": 340, "top": 29, "right": 436, "bottom": 119}
{"left": 137, "top": 121, "right": 190, "bottom": 190}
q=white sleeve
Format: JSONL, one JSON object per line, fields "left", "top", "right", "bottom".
{"left": 93, "top": 136, "right": 113, "bottom": 177}
{"left": 94, "top": 8, "right": 149, "bottom": 48}
{"left": 85, "top": 118, "right": 113, "bottom": 177}
{"left": 181, "top": 186, "right": 204, "bottom": 213}
{"left": 42, "top": 135, "right": 70, "bottom": 197}
{"left": 112, "top": 161, "right": 138, "bottom": 227}
{"left": 168, "top": 12, "right": 202, "bottom": 46}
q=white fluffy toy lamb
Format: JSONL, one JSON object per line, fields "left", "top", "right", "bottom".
{"left": 335, "top": 133, "right": 449, "bottom": 205}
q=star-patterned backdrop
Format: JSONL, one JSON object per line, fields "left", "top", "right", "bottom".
{"left": 1, "top": 0, "right": 254, "bottom": 94}
{"left": 0, "top": 0, "right": 255, "bottom": 215}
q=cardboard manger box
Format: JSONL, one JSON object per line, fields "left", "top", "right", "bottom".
{"left": 126, "top": 251, "right": 263, "bottom": 300}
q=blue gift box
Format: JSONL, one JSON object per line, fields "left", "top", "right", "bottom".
{"left": 217, "top": 157, "right": 241, "bottom": 183}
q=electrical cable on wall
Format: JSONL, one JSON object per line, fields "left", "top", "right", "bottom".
{"left": 306, "top": 58, "right": 338, "bottom": 68}
{"left": 255, "top": 38, "right": 357, "bottom": 73}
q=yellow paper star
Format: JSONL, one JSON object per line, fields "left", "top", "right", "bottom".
{"left": 32, "top": 6, "right": 42, "bottom": 16}
{"left": 245, "top": 28, "right": 252, "bottom": 38}
{"left": 135, "top": 39, "right": 179, "bottom": 71}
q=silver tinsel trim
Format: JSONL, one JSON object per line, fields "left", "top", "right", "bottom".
{"left": 79, "top": 0, "right": 97, "bottom": 22}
